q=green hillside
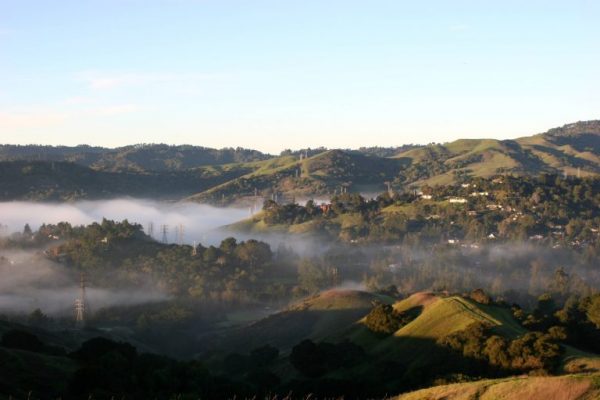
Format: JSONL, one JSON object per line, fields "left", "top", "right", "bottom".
{"left": 0, "top": 144, "right": 271, "bottom": 172}
{"left": 343, "top": 293, "right": 530, "bottom": 369}
{"left": 211, "top": 289, "right": 395, "bottom": 353}
{"left": 187, "top": 149, "right": 407, "bottom": 205}
{"left": 394, "top": 120, "right": 600, "bottom": 186}
{"left": 0, "top": 160, "right": 252, "bottom": 201}
{"left": 0, "top": 120, "right": 598, "bottom": 202}
{"left": 193, "top": 120, "right": 600, "bottom": 203}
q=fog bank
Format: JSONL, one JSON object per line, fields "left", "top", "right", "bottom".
{"left": 0, "top": 199, "right": 248, "bottom": 246}
{"left": 0, "top": 250, "right": 168, "bottom": 315}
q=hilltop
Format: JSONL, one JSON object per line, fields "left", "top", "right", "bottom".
{"left": 186, "top": 149, "right": 407, "bottom": 205}
{"left": 0, "top": 144, "right": 270, "bottom": 172}
{"left": 0, "top": 121, "right": 598, "bottom": 203}
{"left": 393, "top": 120, "right": 600, "bottom": 186}
{"left": 205, "top": 290, "right": 600, "bottom": 394}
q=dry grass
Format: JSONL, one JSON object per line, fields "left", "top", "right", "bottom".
{"left": 396, "top": 374, "right": 600, "bottom": 400}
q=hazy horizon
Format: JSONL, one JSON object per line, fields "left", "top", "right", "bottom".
{"left": 0, "top": 118, "right": 595, "bottom": 155}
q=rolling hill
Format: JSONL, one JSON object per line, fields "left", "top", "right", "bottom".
{"left": 208, "top": 289, "right": 396, "bottom": 353}
{"left": 210, "top": 290, "right": 600, "bottom": 373}
{"left": 393, "top": 120, "right": 600, "bottom": 186}
{"left": 0, "top": 160, "right": 253, "bottom": 201}
{"left": 0, "top": 144, "right": 270, "bottom": 172}
{"left": 0, "top": 120, "right": 598, "bottom": 203}
{"left": 186, "top": 149, "right": 407, "bottom": 205}
{"left": 198, "top": 289, "right": 600, "bottom": 396}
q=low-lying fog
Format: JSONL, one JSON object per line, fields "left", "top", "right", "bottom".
{"left": 0, "top": 250, "right": 168, "bottom": 315}
{"left": 0, "top": 199, "right": 249, "bottom": 246}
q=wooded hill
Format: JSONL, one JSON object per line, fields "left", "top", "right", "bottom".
{"left": 0, "top": 120, "right": 598, "bottom": 202}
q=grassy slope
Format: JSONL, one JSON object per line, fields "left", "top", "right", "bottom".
{"left": 344, "top": 292, "right": 600, "bottom": 375}
{"left": 187, "top": 149, "right": 406, "bottom": 204}
{"left": 392, "top": 122, "right": 599, "bottom": 186}
{"left": 211, "top": 290, "right": 395, "bottom": 353}
{"left": 395, "top": 373, "right": 600, "bottom": 400}
{"left": 342, "top": 293, "right": 526, "bottom": 369}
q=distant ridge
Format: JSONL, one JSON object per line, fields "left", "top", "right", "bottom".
{"left": 0, "top": 121, "right": 598, "bottom": 202}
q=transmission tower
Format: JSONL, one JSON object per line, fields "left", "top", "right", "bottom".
{"left": 192, "top": 240, "right": 197, "bottom": 256}
{"left": 74, "top": 273, "right": 88, "bottom": 327}
{"left": 161, "top": 225, "right": 169, "bottom": 243}
{"left": 331, "top": 267, "right": 339, "bottom": 287}
{"left": 147, "top": 222, "right": 154, "bottom": 238}
{"left": 384, "top": 181, "right": 393, "bottom": 197}
{"left": 177, "top": 224, "right": 184, "bottom": 245}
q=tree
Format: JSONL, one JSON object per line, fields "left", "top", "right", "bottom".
{"left": 586, "top": 295, "right": 600, "bottom": 329}
{"left": 297, "top": 259, "right": 328, "bottom": 294}
{"left": 23, "top": 223, "right": 32, "bottom": 236}
{"left": 28, "top": 308, "right": 50, "bottom": 327}
{"left": 364, "top": 304, "right": 403, "bottom": 334}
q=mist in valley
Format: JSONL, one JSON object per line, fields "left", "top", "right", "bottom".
{"left": 0, "top": 199, "right": 249, "bottom": 245}
{"left": 0, "top": 250, "right": 169, "bottom": 316}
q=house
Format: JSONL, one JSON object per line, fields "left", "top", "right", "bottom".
{"left": 469, "top": 191, "right": 489, "bottom": 197}
{"left": 319, "top": 203, "right": 331, "bottom": 213}
{"left": 448, "top": 239, "right": 460, "bottom": 244}
{"left": 420, "top": 194, "right": 433, "bottom": 200}
{"left": 388, "top": 264, "right": 401, "bottom": 272}
{"left": 449, "top": 197, "right": 467, "bottom": 204}
{"left": 487, "top": 233, "right": 497, "bottom": 239}
{"left": 529, "top": 235, "right": 544, "bottom": 241}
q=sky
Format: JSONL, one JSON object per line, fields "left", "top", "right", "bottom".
{"left": 0, "top": 0, "right": 599, "bottom": 154}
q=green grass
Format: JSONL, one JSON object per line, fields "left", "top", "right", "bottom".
{"left": 392, "top": 296, "right": 524, "bottom": 340}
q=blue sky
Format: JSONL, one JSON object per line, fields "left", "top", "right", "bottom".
{"left": 1, "top": 0, "right": 598, "bottom": 153}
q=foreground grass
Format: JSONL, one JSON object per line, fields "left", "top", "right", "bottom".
{"left": 396, "top": 373, "right": 600, "bottom": 400}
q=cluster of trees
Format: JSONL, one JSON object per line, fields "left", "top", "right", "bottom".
{"left": 364, "top": 304, "right": 421, "bottom": 334}
{"left": 258, "top": 175, "right": 599, "bottom": 246}
{"left": 438, "top": 322, "right": 563, "bottom": 375}
{"left": 511, "top": 292, "right": 600, "bottom": 355}
{"left": 45, "top": 220, "right": 286, "bottom": 302}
